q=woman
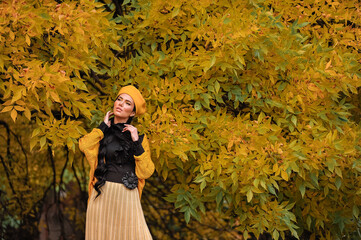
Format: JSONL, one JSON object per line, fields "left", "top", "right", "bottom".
{"left": 79, "top": 85, "right": 154, "bottom": 240}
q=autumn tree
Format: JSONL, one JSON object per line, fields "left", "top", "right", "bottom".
{"left": 0, "top": 0, "right": 115, "bottom": 238}
{"left": 0, "top": 0, "right": 241, "bottom": 239}
{"left": 1, "top": 0, "right": 361, "bottom": 239}
{"left": 109, "top": 0, "right": 361, "bottom": 239}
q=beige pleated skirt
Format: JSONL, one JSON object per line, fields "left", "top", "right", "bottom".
{"left": 85, "top": 181, "right": 152, "bottom": 240}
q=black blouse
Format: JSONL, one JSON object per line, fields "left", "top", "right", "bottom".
{"left": 98, "top": 120, "right": 145, "bottom": 189}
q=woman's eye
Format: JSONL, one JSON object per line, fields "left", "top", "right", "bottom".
{"left": 126, "top": 102, "right": 131, "bottom": 105}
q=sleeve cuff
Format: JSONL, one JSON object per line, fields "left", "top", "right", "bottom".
{"left": 98, "top": 122, "right": 108, "bottom": 133}
{"left": 134, "top": 140, "right": 145, "bottom": 156}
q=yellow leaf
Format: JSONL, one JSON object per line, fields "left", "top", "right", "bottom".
{"left": 63, "top": 107, "right": 72, "bottom": 116}
{"left": 32, "top": 128, "right": 41, "bottom": 137}
{"left": 2, "top": 100, "right": 12, "bottom": 106}
{"left": 14, "top": 106, "right": 25, "bottom": 111}
{"left": 24, "top": 108, "right": 31, "bottom": 120}
{"left": 10, "top": 109, "right": 17, "bottom": 122}
{"left": 66, "top": 137, "right": 74, "bottom": 150}
{"left": 40, "top": 136, "right": 46, "bottom": 148}
{"left": 246, "top": 189, "right": 253, "bottom": 202}
{"left": 281, "top": 170, "right": 289, "bottom": 181}
{"left": 251, "top": 186, "right": 264, "bottom": 193}
{"left": 307, "top": 83, "right": 319, "bottom": 92}
{"left": 325, "top": 59, "right": 332, "bottom": 70}
{"left": 11, "top": 87, "right": 24, "bottom": 103}
{"left": 50, "top": 91, "right": 61, "bottom": 103}
{"left": 156, "top": 146, "right": 160, "bottom": 158}
{"left": 273, "top": 163, "right": 279, "bottom": 172}
{"left": 227, "top": 140, "right": 234, "bottom": 150}
{"left": 16, "top": 100, "right": 26, "bottom": 105}
{"left": 1, "top": 106, "right": 13, "bottom": 113}
{"left": 9, "top": 31, "right": 15, "bottom": 40}
{"left": 30, "top": 137, "right": 37, "bottom": 151}
{"left": 26, "top": 35, "right": 31, "bottom": 46}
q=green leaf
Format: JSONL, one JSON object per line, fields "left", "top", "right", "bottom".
{"left": 326, "top": 158, "right": 336, "bottom": 172}
{"left": 181, "top": 33, "right": 186, "bottom": 42}
{"left": 151, "top": 42, "right": 156, "bottom": 52}
{"left": 216, "top": 191, "right": 222, "bottom": 205}
{"left": 278, "top": 82, "right": 287, "bottom": 91}
{"left": 298, "top": 22, "right": 310, "bottom": 28}
{"left": 158, "top": 51, "right": 165, "bottom": 62}
{"left": 268, "top": 135, "right": 279, "bottom": 141}
{"left": 299, "top": 183, "right": 305, "bottom": 198}
{"left": 310, "top": 172, "right": 319, "bottom": 188}
{"left": 39, "top": 13, "right": 50, "bottom": 20}
{"left": 194, "top": 101, "right": 202, "bottom": 110}
{"left": 200, "top": 181, "right": 206, "bottom": 192}
{"left": 185, "top": 209, "right": 190, "bottom": 223}
{"left": 291, "top": 115, "right": 297, "bottom": 126}
{"left": 215, "top": 81, "right": 220, "bottom": 93}
{"left": 335, "top": 177, "right": 342, "bottom": 190}
{"left": 353, "top": 205, "right": 359, "bottom": 218}
{"left": 223, "top": 18, "right": 231, "bottom": 24}
{"left": 246, "top": 84, "right": 252, "bottom": 94}
{"left": 306, "top": 216, "right": 312, "bottom": 229}
{"left": 335, "top": 167, "right": 342, "bottom": 177}
{"left": 172, "top": 8, "right": 180, "bottom": 18}
{"left": 267, "top": 184, "right": 277, "bottom": 195}
{"left": 210, "top": 55, "right": 216, "bottom": 68}
{"left": 273, "top": 230, "right": 279, "bottom": 240}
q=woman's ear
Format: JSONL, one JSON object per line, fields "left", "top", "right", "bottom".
{"left": 130, "top": 111, "right": 136, "bottom": 117}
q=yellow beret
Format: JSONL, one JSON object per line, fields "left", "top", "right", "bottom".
{"left": 117, "top": 85, "right": 146, "bottom": 116}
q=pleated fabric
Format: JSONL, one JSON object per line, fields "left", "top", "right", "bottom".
{"left": 85, "top": 181, "right": 152, "bottom": 240}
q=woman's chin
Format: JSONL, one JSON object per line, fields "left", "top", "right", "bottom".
{"left": 113, "top": 112, "right": 123, "bottom": 117}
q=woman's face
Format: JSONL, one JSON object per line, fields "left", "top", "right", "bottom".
{"left": 113, "top": 93, "right": 135, "bottom": 122}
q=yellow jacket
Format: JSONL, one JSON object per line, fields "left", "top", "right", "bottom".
{"left": 79, "top": 127, "right": 155, "bottom": 200}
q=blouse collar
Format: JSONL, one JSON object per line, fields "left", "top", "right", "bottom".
{"left": 110, "top": 118, "right": 126, "bottom": 131}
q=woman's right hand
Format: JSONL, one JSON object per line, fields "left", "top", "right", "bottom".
{"left": 104, "top": 111, "right": 113, "bottom": 127}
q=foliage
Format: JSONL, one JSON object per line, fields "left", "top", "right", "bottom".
{"left": 1, "top": 0, "right": 361, "bottom": 239}
{"left": 0, "top": 0, "right": 117, "bottom": 238}
{"left": 113, "top": 0, "right": 361, "bottom": 239}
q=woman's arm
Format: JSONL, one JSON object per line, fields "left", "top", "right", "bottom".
{"left": 79, "top": 112, "right": 110, "bottom": 166}
{"left": 134, "top": 134, "right": 155, "bottom": 179}
{"left": 78, "top": 128, "right": 104, "bottom": 167}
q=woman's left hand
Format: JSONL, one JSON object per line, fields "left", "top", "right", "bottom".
{"left": 123, "top": 124, "right": 139, "bottom": 142}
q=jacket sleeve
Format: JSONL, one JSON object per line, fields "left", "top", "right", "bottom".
{"left": 78, "top": 128, "right": 104, "bottom": 167}
{"left": 134, "top": 134, "right": 155, "bottom": 180}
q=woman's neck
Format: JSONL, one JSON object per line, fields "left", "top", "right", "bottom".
{"left": 114, "top": 116, "right": 128, "bottom": 124}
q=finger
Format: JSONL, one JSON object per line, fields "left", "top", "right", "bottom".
{"left": 122, "top": 127, "right": 133, "bottom": 132}
{"left": 104, "top": 112, "right": 109, "bottom": 121}
{"left": 124, "top": 124, "right": 136, "bottom": 129}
